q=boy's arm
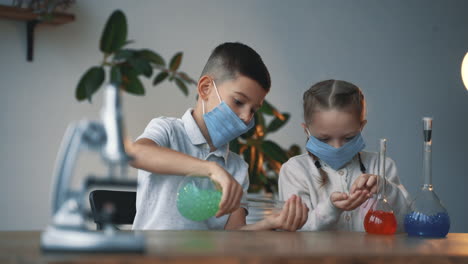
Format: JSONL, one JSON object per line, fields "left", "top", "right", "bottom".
{"left": 224, "top": 195, "right": 308, "bottom": 231}
{"left": 128, "top": 138, "right": 243, "bottom": 217}
{"left": 130, "top": 138, "right": 215, "bottom": 177}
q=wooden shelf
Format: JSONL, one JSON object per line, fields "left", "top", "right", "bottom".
{"left": 0, "top": 4, "right": 75, "bottom": 61}
{"left": 0, "top": 5, "right": 75, "bottom": 24}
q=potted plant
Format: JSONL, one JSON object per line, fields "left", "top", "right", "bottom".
{"left": 75, "top": 10, "right": 195, "bottom": 103}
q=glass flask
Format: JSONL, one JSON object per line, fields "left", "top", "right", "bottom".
{"left": 404, "top": 117, "right": 450, "bottom": 237}
{"left": 176, "top": 175, "right": 222, "bottom": 221}
{"left": 176, "top": 175, "right": 286, "bottom": 222}
{"left": 364, "top": 139, "right": 397, "bottom": 235}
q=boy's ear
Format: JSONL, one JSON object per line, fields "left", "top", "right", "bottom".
{"left": 197, "top": 75, "right": 213, "bottom": 101}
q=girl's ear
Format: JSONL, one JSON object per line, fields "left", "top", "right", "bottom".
{"left": 360, "top": 119, "right": 368, "bottom": 131}
{"left": 197, "top": 75, "right": 213, "bottom": 101}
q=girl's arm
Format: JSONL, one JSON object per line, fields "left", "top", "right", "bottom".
{"left": 278, "top": 161, "right": 343, "bottom": 231}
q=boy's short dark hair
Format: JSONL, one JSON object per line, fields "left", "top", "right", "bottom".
{"left": 200, "top": 42, "right": 271, "bottom": 92}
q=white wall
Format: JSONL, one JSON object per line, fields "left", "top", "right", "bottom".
{"left": 1, "top": 0, "right": 467, "bottom": 232}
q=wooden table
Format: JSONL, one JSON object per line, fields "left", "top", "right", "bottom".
{"left": 1, "top": 230, "right": 468, "bottom": 263}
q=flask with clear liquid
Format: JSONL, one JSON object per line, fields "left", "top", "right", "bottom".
{"left": 404, "top": 117, "right": 450, "bottom": 237}
{"left": 364, "top": 138, "right": 397, "bottom": 235}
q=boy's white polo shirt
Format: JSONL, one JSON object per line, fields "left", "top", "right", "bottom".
{"left": 132, "top": 108, "right": 249, "bottom": 230}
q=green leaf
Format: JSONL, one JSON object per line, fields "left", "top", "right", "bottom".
{"left": 287, "top": 144, "right": 302, "bottom": 158}
{"left": 138, "top": 49, "right": 165, "bottom": 66}
{"left": 243, "top": 146, "right": 258, "bottom": 175}
{"left": 229, "top": 139, "right": 241, "bottom": 154}
{"left": 120, "top": 66, "right": 145, "bottom": 95}
{"left": 259, "top": 100, "right": 275, "bottom": 115}
{"left": 122, "top": 40, "right": 135, "bottom": 47}
{"left": 110, "top": 66, "right": 121, "bottom": 86}
{"left": 169, "top": 52, "right": 183, "bottom": 71}
{"left": 129, "top": 57, "right": 153, "bottom": 77}
{"left": 113, "top": 49, "right": 152, "bottom": 77}
{"left": 125, "top": 76, "right": 145, "bottom": 95}
{"left": 178, "top": 71, "right": 197, "bottom": 84}
{"left": 100, "top": 10, "right": 128, "bottom": 54}
{"left": 259, "top": 172, "right": 268, "bottom": 184}
{"left": 242, "top": 146, "right": 251, "bottom": 167}
{"left": 153, "top": 71, "right": 169, "bottom": 86}
{"left": 261, "top": 140, "right": 288, "bottom": 163}
{"left": 256, "top": 112, "right": 266, "bottom": 131}
{"left": 114, "top": 49, "right": 136, "bottom": 61}
{"left": 75, "top": 66, "right": 105, "bottom": 102}
{"left": 175, "top": 78, "right": 189, "bottom": 96}
{"left": 267, "top": 113, "right": 290, "bottom": 133}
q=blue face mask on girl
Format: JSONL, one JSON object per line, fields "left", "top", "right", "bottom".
{"left": 202, "top": 81, "right": 255, "bottom": 148}
{"left": 305, "top": 128, "right": 366, "bottom": 170}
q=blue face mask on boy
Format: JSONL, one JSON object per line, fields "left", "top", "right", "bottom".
{"left": 305, "top": 129, "right": 366, "bottom": 170}
{"left": 202, "top": 81, "right": 255, "bottom": 148}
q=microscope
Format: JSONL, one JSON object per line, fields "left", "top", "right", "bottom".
{"left": 40, "top": 84, "right": 145, "bottom": 252}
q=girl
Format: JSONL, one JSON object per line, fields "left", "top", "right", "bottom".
{"left": 279, "top": 79, "right": 410, "bottom": 231}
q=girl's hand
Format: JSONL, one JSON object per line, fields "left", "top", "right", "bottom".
{"left": 330, "top": 190, "right": 370, "bottom": 211}
{"left": 265, "top": 195, "right": 309, "bottom": 231}
{"left": 350, "top": 174, "right": 378, "bottom": 196}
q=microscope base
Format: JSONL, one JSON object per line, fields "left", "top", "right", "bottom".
{"left": 41, "top": 226, "right": 145, "bottom": 253}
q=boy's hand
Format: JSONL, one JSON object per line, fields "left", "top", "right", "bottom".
{"left": 124, "top": 138, "right": 136, "bottom": 155}
{"left": 350, "top": 174, "right": 379, "bottom": 195}
{"left": 207, "top": 162, "right": 243, "bottom": 218}
{"left": 265, "top": 195, "right": 309, "bottom": 231}
{"left": 330, "top": 190, "right": 370, "bottom": 211}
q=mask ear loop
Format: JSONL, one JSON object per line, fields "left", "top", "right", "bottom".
{"left": 305, "top": 127, "right": 321, "bottom": 168}
{"left": 202, "top": 80, "right": 222, "bottom": 115}
{"left": 212, "top": 80, "right": 222, "bottom": 102}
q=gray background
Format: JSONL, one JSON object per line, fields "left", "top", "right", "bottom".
{"left": 1, "top": 0, "right": 467, "bottom": 232}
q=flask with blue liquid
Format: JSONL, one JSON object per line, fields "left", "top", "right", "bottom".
{"left": 404, "top": 117, "right": 450, "bottom": 237}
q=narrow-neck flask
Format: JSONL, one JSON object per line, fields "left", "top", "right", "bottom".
{"left": 404, "top": 117, "right": 450, "bottom": 237}
{"left": 364, "top": 139, "right": 397, "bottom": 235}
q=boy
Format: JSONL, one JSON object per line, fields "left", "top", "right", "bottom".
{"left": 129, "top": 42, "right": 308, "bottom": 231}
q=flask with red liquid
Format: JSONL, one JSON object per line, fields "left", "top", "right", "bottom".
{"left": 364, "top": 139, "right": 397, "bottom": 235}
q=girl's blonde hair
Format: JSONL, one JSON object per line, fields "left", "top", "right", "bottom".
{"left": 303, "top": 79, "right": 366, "bottom": 186}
